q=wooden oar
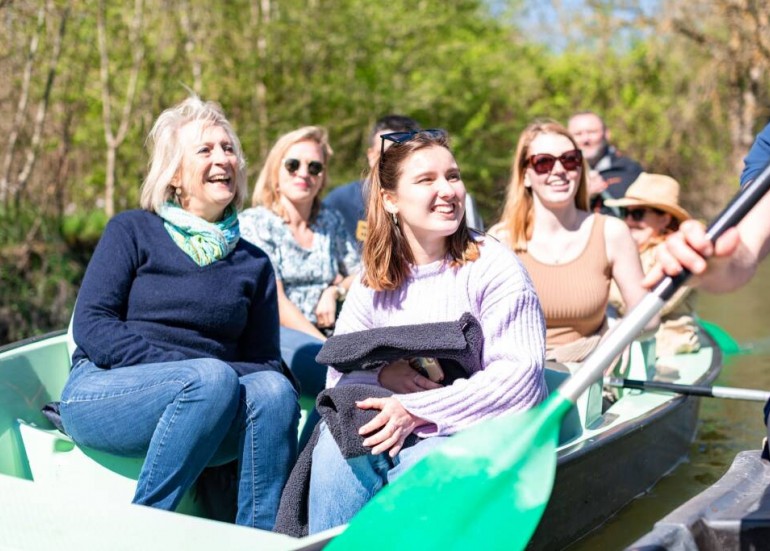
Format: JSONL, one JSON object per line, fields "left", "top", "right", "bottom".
{"left": 326, "top": 161, "right": 770, "bottom": 551}
{"left": 605, "top": 377, "right": 770, "bottom": 402}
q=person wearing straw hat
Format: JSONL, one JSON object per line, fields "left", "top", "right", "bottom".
{"left": 605, "top": 173, "right": 700, "bottom": 358}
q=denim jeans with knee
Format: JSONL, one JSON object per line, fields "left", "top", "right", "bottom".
{"left": 59, "top": 358, "right": 299, "bottom": 530}
{"left": 280, "top": 327, "right": 327, "bottom": 448}
{"left": 307, "top": 422, "right": 448, "bottom": 533}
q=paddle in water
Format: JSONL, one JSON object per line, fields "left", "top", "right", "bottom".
{"left": 327, "top": 161, "right": 770, "bottom": 551}
{"left": 697, "top": 318, "right": 744, "bottom": 356}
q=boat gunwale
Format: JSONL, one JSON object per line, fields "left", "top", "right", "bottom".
{"left": 554, "top": 330, "right": 722, "bottom": 465}
{"left": 0, "top": 330, "right": 67, "bottom": 356}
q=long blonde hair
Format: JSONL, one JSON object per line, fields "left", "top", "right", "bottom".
{"left": 498, "top": 119, "right": 589, "bottom": 252}
{"left": 251, "top": 126, "right": 333, "bottom": 223}
{"left": 363, "top": 131, "right": 479, "bottom": 291}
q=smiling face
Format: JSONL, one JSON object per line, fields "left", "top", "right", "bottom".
{"left": 277, "top": 139, "right": 325, "bottom": 207}
{"left": 624, "top": 207, "right": 672, "bottom": 248}
{"left": 176, "top": 122, "right": 238, "bottom": 222}
{"left": 526, "top": 133, "right": 583, "bottom": 209}
{"left": 382, "top": 145, "right": 466, "bottom": 257}
{"left": 567, "top": 113, "right": 606, "bottom": 164}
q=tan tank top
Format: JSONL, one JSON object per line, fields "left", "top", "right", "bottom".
{"left": 518, "top": 215, "right": 611, "bottom": 347}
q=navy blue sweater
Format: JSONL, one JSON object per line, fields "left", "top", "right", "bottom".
{"left": 72, "top": 210, "right": 281, "bottom": 376}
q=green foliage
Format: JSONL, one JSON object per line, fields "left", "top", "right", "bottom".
{"left": 1, "top": 0, "right": 769, "bottom": 343}
{"left": 60, "top": 210, "right": 108, "bottom": 249}
{"left": 0, "top": 209, "right": 87, "bottom": 344}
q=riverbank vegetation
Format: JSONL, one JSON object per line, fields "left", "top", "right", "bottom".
{"left": 1, "top": 0, "right": 769, "bottom": 343}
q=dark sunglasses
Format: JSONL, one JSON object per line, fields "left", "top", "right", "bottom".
{"left": 379, "top": 128, "right": 447, "bottom": 158}
{"left": 528, "top": 150, "right": 583, "bottom": 175}
{"left": 283, "top": 158, "right": 324, "bottom": 176}
{"left": 621, "top": 207, "right": 665, "bottom": 222}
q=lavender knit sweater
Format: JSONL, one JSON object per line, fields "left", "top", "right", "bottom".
{"left": 327, "top": 237, "right": 547, "bottom": 437}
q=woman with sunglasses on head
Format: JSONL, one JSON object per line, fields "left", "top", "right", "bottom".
{"left": 239, "top": 126, "right": 360, "bottom": 446}
{"left": 489, "top": 119, "right": 656, "bottom": 364}
{"left": 59, "top": 97, "right": 298, "bottom": 530}
{"left": 307, "top": 129, "right": 547, "bottom": 533}
{"left": 604, "top": 173, "right": 699, "bottom": 358}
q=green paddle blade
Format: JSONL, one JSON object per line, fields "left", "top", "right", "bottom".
{"left": 698, "top": 319, "right": 742, "bottom": 355}
{"left": 327, "top": 392, "right": 574, "bottom": 551}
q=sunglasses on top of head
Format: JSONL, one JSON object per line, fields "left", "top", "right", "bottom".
{"left": 379, "top": 128, "right": 447, "bottom": 158}
{"left": 527, "top": 149, "right": 583, "bottom": 175}
{"left": 283, "top": 158, "right": 324, "bottom": 176}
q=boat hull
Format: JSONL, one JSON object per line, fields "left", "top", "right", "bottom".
{"left": 530, "top": 392, "right": 701, "bottom": 549}
{"left": 628, "top": 450, "right": 770, "bottom": 550}
{"left": 529, "top": 335, "right": 722, "bottom": 549}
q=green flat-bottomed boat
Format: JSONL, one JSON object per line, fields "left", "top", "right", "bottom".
{"left": 0, "top": 326, "right": 721, "bottom": 549}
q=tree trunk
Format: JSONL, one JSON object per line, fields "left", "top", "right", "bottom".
{"left": 0, "top": 3, "right": 45, "bottom": 206}
{"left": 97, "top": 0, "right": 145, "bottom": 218}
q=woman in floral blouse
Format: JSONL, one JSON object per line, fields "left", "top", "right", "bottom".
{"left": 240, "top": 126, "right": 359, "bottom": 446}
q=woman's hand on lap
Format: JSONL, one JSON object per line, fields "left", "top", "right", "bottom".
{"left": 357, "top": 397, "right": 424, "bottom": 457}
{"left": 378, "top": 359, "right": 442, "bottom": 393}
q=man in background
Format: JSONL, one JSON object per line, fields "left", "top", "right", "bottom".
{"left": 568, "top": 111, "right": 643, "bottom": 215}
{"left": 324, "top": 115, "right": 483, "bottom": 246}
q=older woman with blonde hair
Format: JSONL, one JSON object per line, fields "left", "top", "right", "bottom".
{"left": 605, "top": 173, "right": 700, "bottom": 357}
{"left": 489, "top": 119, "right": 656, "bottom": 363}
{"left": 240, "top": 126, "right": 360, "bottom": 445}
{"left": 59, "top": 96, "right": 299, "bottom": 529}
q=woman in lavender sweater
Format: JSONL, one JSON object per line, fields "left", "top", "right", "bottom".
{"left": 307, "top": 129, "right": 547, "bottom": 532}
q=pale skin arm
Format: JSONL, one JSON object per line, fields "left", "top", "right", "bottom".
{"left": 276, "top": 279, "right": 327, "bottom": 341}
{"left": 604, "top": 216, "right": 660, "bottom": 330}
{"left": 587, "top": 170, "right": 608, "bottom": 196}
{"left": 643, "top": 191, "right": 770, "bottom": 293}
{"left": 315, "top": 273, "right": 358, "bottom": 329}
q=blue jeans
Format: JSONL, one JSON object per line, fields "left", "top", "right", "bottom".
{"left": 280, "top": 327, "right": 327, "bottom": 449}
{"left": 59, "top": 358, "right": 299, "bottom": 530}
{"left": 307, "top": 422, "right": 448, "bottom": 533}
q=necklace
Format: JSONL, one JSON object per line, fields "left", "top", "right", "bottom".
{"left": 529, "top": 222, "right": 588, "bottom": 265}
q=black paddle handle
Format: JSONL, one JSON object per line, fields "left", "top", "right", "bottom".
{"left": 605, "top": 377, "right": 770, "bottom": 402}
{"left": 654, "top": 159, "right": 770, "bottom": 302}
{"left": 560, "top": 161, "right": 770, "bottom": 403}
{"left": 614, "top": 378, "right": 715, "bottom": 397}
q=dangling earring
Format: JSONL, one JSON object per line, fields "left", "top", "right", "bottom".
{"left": 391, "top": 212, "right": 398, "bottom": 226}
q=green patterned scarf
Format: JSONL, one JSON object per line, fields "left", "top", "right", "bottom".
{"left": 158, "top": 203, "right": 240, "bottom": 266}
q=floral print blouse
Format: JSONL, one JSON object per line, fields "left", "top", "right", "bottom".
{"left": 239, "top": 205, "right": 361, "bottom": 324}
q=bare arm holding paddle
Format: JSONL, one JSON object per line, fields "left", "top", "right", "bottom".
{"left": 644, "top": 179, "right": 770, "bottom": 293}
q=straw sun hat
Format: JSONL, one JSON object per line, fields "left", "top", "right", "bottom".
{"left": 604, "top": 173, "right": 691, "bottom": 222}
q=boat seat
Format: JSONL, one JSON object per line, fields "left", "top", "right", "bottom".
{"left": 544, "top": 367, "right": 586, "bottom": 444}
{"left": 16, "top": 419, "right": 205, "bottom": 516}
